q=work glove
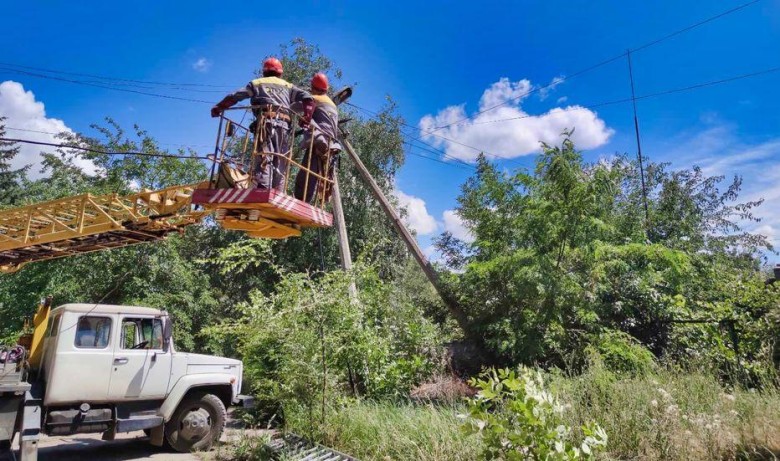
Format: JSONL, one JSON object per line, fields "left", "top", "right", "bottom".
{"left": 299, "top": 99, "right": 316, "bottom": 127}
{"left": 211, "top": 98, "right": 235, "bottom": 118}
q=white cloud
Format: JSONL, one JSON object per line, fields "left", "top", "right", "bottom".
{"left": 422, "top": 245, "right": 445, "bottom": 266}
{"left": 192, "top": 57, "right": 212, "bottom": 73}
{"left": 556, "top": 96, "right": 568, "bottom": 104}
{"left": 394, "top": 189, "right": 438, "bottom": 235}
{"left": 538, "top": 75, "right": 565, "bottom": 101}
{"left": 0, "top": 80, "right": 96, "bottom": 178}
{"left": 419, "top": 77, "right": 614, "bottom": 162}
{"left": 442, "top": 209, "right": 474, "bottom": 243}
{"left": 755, "top": 224, "right": 776, "bottom": 244}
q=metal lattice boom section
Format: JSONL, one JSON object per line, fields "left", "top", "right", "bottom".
{"left": 266, "top": 433, "right": 359, "bottom": 461}
{"left": 0, "top": 183, "right": 210, "bottom": 273}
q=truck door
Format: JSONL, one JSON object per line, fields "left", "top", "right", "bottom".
{"left": 108, "top": 316, "right": 172, "bottom": 400}
{"left": 44, "top": 314, "right": 114, "bottom": 405}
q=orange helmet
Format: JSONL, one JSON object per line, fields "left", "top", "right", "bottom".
{"left": 311, "top": 73, "right": 329, "bottom": 92}
{"left": 262, "top": 57, "right": 283, "bottom": 76}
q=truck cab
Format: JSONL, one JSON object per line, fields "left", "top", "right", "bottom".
{"left": 12, "top": 303, "right": 251, "bottom": 458}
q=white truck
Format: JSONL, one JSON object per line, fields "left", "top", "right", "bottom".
{"left": 0, "top": 302, "right": 253, "bottom": 460}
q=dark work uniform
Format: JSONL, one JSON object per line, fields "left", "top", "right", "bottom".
{"left": 294, "top": 93, "right": 341, "bottom": 203}
{"left": 227, "top": 76, "right": 312, "bottom": 190}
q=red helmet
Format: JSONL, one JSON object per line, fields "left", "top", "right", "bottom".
{"left": 311, "top": 73, "right": 329, "bottom": 92}
{"left": 262, "top": 57, "right": 283, "bottom": 76}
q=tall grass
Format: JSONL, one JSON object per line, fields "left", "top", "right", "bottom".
{"left": 245, "top": 367, "right": 780, "bottom": 460}
{"left": 313, "top": 401, "right": 480, "bottom": 461}
{"left": 551, "top": 363, "right": 780, "bottom": 460}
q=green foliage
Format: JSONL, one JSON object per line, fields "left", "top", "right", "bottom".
{"left": 0, "top": 118, "right": 27, "bottom": 207}
{"left": 203, "top": 253, "right": 443, "bottom": 432}
{"left": 320, "top": 400, "right": 481, "bottom": 461}
{"left": 437, "top": 133, "right": 776, "bottom": 381}
{"left": 214, "top": 431, "right": 274, "bottom": 461}
{"left": 227, "top": 366, "right": 780, "bottom": 461}
{"left": 463, "top": 367, "right": 607, "bottom": 460}
{"left": 586, "top": 330, "right": 657, "bottom": 376}
{"left": 552, "top": 363, "right": 780, "bottom": 460}
{"left": 0, "top": 39, "right": 415, "bottom": 356}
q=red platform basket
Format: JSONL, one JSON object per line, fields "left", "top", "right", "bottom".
{"left": 192, "top": 188, "right": 332, "bottom": 239}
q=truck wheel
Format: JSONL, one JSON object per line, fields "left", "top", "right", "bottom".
{"left": 165, "top": 393, "right": 226, "bottom": 453}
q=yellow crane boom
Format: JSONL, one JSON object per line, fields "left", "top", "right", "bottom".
{"left": 0, "top": 183, "right": 209, "bottom": 273}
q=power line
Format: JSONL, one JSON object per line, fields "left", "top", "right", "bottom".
{"left": 74, "top": 79, "right": 226, "bottom": 93}
{"left": 0, "top": 67, "right": 213, "bottom": 104}
{"left": 6, "top": 61, "right": 777, "bottom": 170}
{"left": 344, "top": 102, "right": 494, "bottom": 162}
{"left": 2, "top": 126, "right": 213, "bottom": 149}
{"left": 427, "top": 55, "right": 625, "bottom": 134}
{"left": 426, "top": 0, "right": 763, "bottom": 132}
{"left": 3, "top": 124, "right": 475, "bottom": 171}
{"left": 0, "top": 61, "right": 234, "bottom": 89}
{"left": 0, "top": 137, "right": 211, "bottom": 160}
{"left": 0, "top": 0, "right": 763, "bottom": 140}
{"left": 403, "top": 141, "right": 476, "bottom": 171}
{"left": 468, "top": 64, "right": 780, "bottom": 125}
{"left": 631, "top": 0, "right": 762, "bottom": 53}
{"left": 1, "top": 134, "right": 475, "bottom": 175}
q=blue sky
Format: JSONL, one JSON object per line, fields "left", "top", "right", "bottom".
{"left": 1, "top": 0, "right": 779, "bottom": 256}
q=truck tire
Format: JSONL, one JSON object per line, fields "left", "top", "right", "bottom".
{"left": 164, "top": 393, "right": 226, "bottom": 453}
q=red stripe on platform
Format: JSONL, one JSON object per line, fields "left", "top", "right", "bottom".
{"left": 192, "top": 188, "right": 332, "bottom": 227}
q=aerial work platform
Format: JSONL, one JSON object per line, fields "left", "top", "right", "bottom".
{"left": 0, "top": 184, "right": 207, "bottom": 273}
{"left": 192, "top": 187, "right": 332, "bottom": 239}
{"left": 194, "top": 109, "right": 336, "bottom": 239}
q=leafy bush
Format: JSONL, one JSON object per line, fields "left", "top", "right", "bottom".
{"left": 586, "top": 330, "right": 657, "bottom": 376}
{"left": 203, "top": 256, "right": 444, "bottom": 433}
{"left": 463, "top": 367, "right": 607, "bottom": 460}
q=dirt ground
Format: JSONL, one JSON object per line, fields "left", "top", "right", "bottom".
{"left": 15, "top": 431, "right": 199, "bottom": 461}
{"left": 9, "top": 425, "right": 266, "bottom": 461}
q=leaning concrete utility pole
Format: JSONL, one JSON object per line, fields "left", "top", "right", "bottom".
{"left": 338, "top": 136, "right": 470, "bottom": 334}
{"left": 330, "top": 171, "right": 358, "bottom": 300}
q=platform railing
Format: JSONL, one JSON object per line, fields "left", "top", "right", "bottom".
{"left": 209, "top": 107, "right": 338, "bottom": 210}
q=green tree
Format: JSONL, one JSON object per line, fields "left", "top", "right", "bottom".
{"left": 437, "top": 134, "right": 773, "bottom": 371}
{"left": 0, "top": 118, "right": 27, "bottom": 206}
{"left": 0, "top": 120, "right": 217, "bottom": 349}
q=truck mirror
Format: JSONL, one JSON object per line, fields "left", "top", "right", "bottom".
{"left": 162, "top": 317, "right": 173, "bottom": 352}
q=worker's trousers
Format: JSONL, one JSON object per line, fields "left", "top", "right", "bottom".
{"left": 253, "top": 118, "right": 292, "bottom": 190}
{"left": 294, "top": 132, "right": 340, "bottom": 203}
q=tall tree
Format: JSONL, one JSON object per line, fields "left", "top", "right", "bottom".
{"left": 0, "top": 118, "right": 27, "bottom": 206}
{"left": 436, "top": 134, "right": 772, "bottom": 367}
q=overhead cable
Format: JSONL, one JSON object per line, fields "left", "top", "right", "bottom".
{"left": 0, "top": 137, "right": 211, "bottom": 160}
{"left": 470, "top": 64, "right": 780, "bottom": 125}
{"left": 0, "top": 61, "right": 234, "bottom": 89}
{"left": 0, "top": 67, "right": 213, "bottom": 104}
{"left": 426, "top": 0, "right": 763, "bottom": 132}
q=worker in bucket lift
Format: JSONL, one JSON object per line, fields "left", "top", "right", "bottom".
{"left": 294, "top": 73, "right": 341, "bottom": 203}
{"left": 211, "top": 57, "right": 315, "bottom": 191}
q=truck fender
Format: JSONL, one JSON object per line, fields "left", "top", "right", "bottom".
{"left": 159, "top": 373, "right": 235, "bottom": 421}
